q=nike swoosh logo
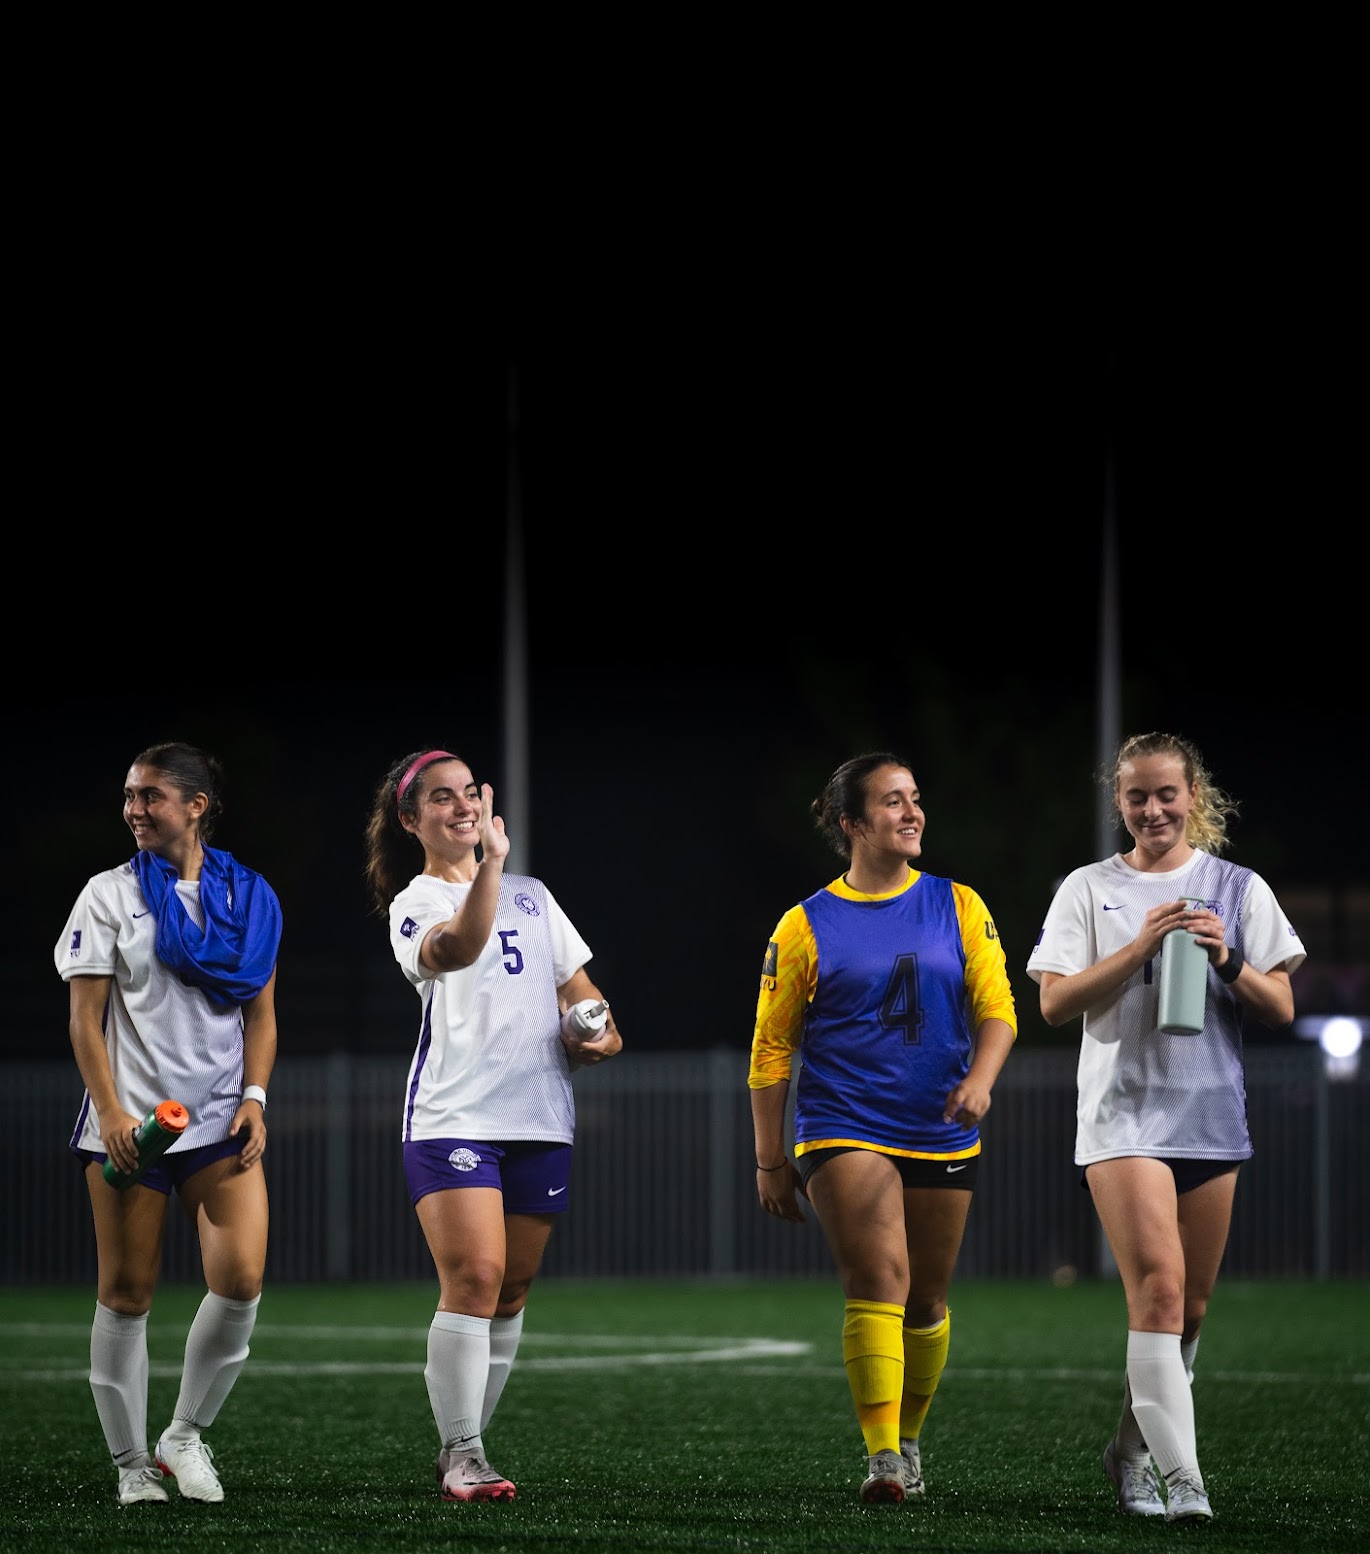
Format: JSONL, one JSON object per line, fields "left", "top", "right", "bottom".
{"left": 547, "top": 1186, "right": 567, "bottom": 1197}
{"left": 946, "top": 1163, "right": 968, "bottom": 1174}
{"left": 132, "top": 911, "right": 151, "bottom": 919}
{"left": 1102, "top": 904, "right": 1123, "bottom": 911}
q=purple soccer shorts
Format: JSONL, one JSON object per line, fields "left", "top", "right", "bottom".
{"left": 75, "top": 1137, "right": 246, "bottom": 1196}
{"left": 403, "top": 1138, "right": 574, "bottom": 1211}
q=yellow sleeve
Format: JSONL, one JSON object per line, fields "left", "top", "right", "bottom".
{"left": 747, "top": 903, "right": 817, "bottom": 1088}
{"left": 953, "top": 881, "right": 1018, "bottom": 1037}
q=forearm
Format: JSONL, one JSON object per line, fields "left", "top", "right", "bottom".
{"left": 966, "top": 1019, "right": 1016, "bottom": 1090}
{"left": 1040, "top": 944, "right": 1150, "bottom": 1025}
{"left": 68, "top": 977, "right": 122, "bottom": 1116}
{"left": 750, "top": 1080, "right": 790, "bottom": 1167}
{"left": 241, "top": 975, "right": 279, "bottom": 1092}
{"left": 426, "top": 859, "right": 505, "bottom": 970}
{"left": 70, "top": 1023, "right": 121, "bottom": 1115}
{"left": 1223, "top": 958, "right": 1294, "bottom": 1029}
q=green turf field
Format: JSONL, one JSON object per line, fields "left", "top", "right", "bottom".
{"left": 1, "top": 1278, "right": 1365, "bottom": 1553}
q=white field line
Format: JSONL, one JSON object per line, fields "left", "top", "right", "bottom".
{"left": 1, "top": 1324, "right": 1365, "bottom": 1386}
{"left": 1, "top": 1326, "right": 808, "bottom": 1381}
{"left": 0, "top": 1325, "right": 787, "bottom": 1344}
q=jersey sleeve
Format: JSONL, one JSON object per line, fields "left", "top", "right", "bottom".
{"left": 1242, "top": 872, "right": 1308, "bottom": 976}
{"left": 542, "top": 885, "right": 594, "bottom": 986}
{"left": 747, "top": 903, "right": 816, "bottom": 1088}
{"left": 388, "top": 877, "right": 452, "bottom": 987}
{"left": 1025, "top": 868, "right": 1092, "bottom": 983}
{"left": 53, "top": 874, "right": 121, "bottom": 982}
{"left": 953, "top": 881, "right": 1017, "bottom": 1036}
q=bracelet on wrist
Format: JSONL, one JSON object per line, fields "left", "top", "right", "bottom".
{"left": 756, "top": 1159, "right": 788, "bottom": 1172}
{"left": 242, "top": 1084, "right": 268, "bottom": 1111}
{"left": 1215, "top": 948, "right": 1244, "bottom": 985}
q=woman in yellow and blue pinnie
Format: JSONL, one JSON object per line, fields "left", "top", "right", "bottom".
{"left": 748, "top": 751, "right": 1016, "bottom": 1506}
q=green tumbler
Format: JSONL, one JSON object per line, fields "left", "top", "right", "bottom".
{"left": 102, "top": 1100, "right": 190, "bottom": 1189}
{"left": 1157, "top": 901, "right": 1209, "bottom": 1035}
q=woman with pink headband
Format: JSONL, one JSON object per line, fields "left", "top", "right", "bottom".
{"left": 364, "top": 749, "right": 622, "bottom": 1505}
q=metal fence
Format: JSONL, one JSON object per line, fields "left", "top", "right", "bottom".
{"left": 3, "top": 1046, "right": 1366, "bottom": 1285}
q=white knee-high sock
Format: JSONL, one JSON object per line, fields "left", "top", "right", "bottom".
{"left": 426, "top": 1312, "right": 490, "bottom": 1452}
{"left": 1181, "top": 1334, "right": 1200, "bottom": 1383}
{"left": 1115, "top": 1375, "right": 1148, "bottom": 1456}
{"left": 166, "top": 1292, "right": 260, "bottom": 1436}
{"left": 482, "top": 1310, "right": 525, "bottom": 1431}
{"left": 1125, "top": 1330, "right": 1199, "bottom": 1479}
{"left": 90, "top": 1303, "right": 150, "bottom": 1465}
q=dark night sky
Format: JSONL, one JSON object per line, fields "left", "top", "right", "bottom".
{"left": 10, "top": 316, "right": 1361, "bottom": 1064}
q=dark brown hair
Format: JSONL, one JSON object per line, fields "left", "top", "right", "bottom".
{"left": 363, "top": 748, "right": 466, "bottom": 916}
{"left": 131, "top": 742, "right": 225, "bottom": 843}
{"left": 810, "top": 751, "right": 913, "bottom": 860}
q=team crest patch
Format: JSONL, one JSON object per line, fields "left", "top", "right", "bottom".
{"left": 400, "top": 917, "right": 419, "bottom": 940}
{"left": 515, "top": 892, "right": 540, "bottom": 916}
{"left": 448, "top": 1148, "right": 481, "bottom": 1172}
{"left": 762, "top": 941, "right": 778, "bottom": 978}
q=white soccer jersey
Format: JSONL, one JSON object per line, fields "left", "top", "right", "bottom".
{"left": 1026, "top": 850, "right": 1306, "bottom": 1164}
{"left": 55, "top": 862, "right": 256, "bottom": 1154}
{"left": 389, "top": 871, "right": 592, "bottom": 1144}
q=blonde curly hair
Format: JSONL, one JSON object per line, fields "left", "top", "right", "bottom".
{"left": 1104, "top": 731, "right": 1239, "bottom": 856}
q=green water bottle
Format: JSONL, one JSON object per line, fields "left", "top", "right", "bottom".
{"left": 102, "top": 1100, "right": 190, "bottom": 1189}
{"left": 1157, "top": 902, "right": 1209, "bottom": 1035}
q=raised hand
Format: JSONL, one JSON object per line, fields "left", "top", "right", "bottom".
{"left": 477, "top": 783, "right": 510, "bottom": 865}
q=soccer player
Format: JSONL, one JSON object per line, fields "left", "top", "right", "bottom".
{"left": 363, "top": 749, "right": 622, "bottom": 1504}
{"left": 748, "top": 752, "right": 1017, "bottom": 1505}
{"left": 54, "top": 741, "right": 282, "bottom": 1506}
{"left": 1027, "top": 731, "right": 1307, "bottom": 1525}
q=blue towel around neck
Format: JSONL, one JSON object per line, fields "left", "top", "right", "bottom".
{"left": 131, "top": 845, "right": 283, "bottom": 1009}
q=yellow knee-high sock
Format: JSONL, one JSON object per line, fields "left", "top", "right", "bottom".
{"left": 842, "top": 1300, "right": 904, "bottom": 1455}
{"left": 899, "top": 1310, "right": 950, "bottom": 1442}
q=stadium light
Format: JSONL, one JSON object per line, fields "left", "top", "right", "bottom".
{"left": 1291, "top": 1015, "right": 1364, "bottom": 1081}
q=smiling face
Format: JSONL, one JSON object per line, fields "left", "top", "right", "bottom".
{"left": 123, "top": 764, "right": 206, "bottom": 859}
{"left": 405, "top": 759, "right": 481, "bottom": 863}
{"left": 846, "top": 763, "right": 924, "bottom": 867}
{"left": 1117, "top": 752, "right": 1196, "bottom": 864}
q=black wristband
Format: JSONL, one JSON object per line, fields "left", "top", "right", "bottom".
{"left": 756, "top": 1159, "right": 788, "bottom": 1172}
{"left": 1216, "top": 948, "right": 1244, "bottom": 985}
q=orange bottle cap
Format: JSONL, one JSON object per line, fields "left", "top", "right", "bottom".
{"left": 154, "top": 1100, "right": 190, "bottom": 1133}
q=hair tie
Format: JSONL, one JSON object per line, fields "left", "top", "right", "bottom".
{"left": 397, "top": 750, "right": 456, "bottom": 811}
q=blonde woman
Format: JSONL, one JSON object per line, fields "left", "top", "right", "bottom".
{"left": 1028, "top": 731, "right": 1306, "bottom": 1525}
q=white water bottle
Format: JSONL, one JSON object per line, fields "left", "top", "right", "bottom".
{"left": 1158, "top": 901, "right": 1208, "bottom": 1035}
{"left": 561, "top": 999, "right": 609, "bottom": 1042}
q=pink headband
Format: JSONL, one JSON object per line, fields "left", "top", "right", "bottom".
{"left": 397, "top": 750, "right": 457, "bottom": 810}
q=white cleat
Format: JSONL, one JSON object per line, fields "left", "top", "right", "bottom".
{"left": 1164, "top": 1468, "right": 1214, "bottom": 1523}
{"left": 155, "top": 1431, "right": 224, "bottom": 1502}
{"left": 117, "top": 1463, "right": 169, "bottom": 1505}
{"left": 436, "top": 1446, "right": 516, "bottom": 1502}
{"left": 900, "top": 1439, "right": 925, "bottom": 1497}
{"left": 1102, "top": 1438, "right": 1164, "bottom": 1515}
{"left": 859, "top": 1448, "right": 906, "bottom": 1505}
